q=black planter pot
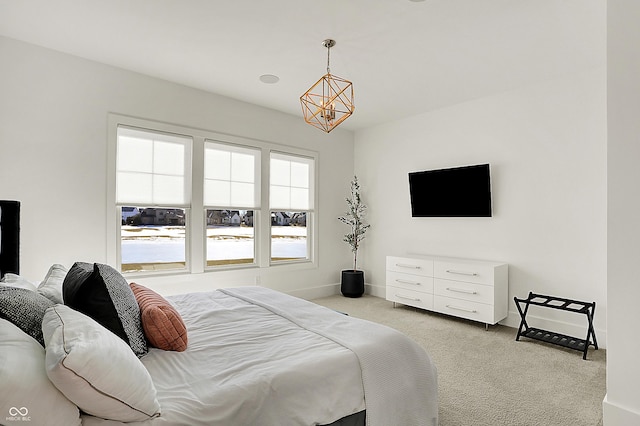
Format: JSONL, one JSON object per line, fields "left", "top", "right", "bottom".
{"left": 341, "top": 270, "right": 364, "bottom": 298}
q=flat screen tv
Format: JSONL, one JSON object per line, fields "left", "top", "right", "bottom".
{"left": 409, "top": 164, "right": 492, "bottom": 217}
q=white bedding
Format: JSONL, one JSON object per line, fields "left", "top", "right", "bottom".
{"left": 81, "top": 287, "right": 437, "bottom": 426}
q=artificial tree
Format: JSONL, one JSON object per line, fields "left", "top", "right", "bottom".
{"left": 338, "top": 176, "right": 370, "bottom": 297}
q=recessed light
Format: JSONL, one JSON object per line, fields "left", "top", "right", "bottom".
{"left": 259, "top": 74, "right": 280, "bottom": 84}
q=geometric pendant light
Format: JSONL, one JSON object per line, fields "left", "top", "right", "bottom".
{"left": 300, "top": 39, "right": 355, "bottom": 133}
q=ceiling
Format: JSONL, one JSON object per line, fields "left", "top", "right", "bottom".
{"left": 0, "top": 0, "right": 605, "bottom": 131}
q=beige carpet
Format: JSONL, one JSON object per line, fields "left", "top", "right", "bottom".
{"left": 312, "top": 294, "right": 606, "bottom": 426}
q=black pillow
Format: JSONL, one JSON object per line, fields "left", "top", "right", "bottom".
{"left": 63, "top": 262, "right": 148, "bottom": 357}
{"left": 0, "top": 286, "right": 54, "bottom": 346}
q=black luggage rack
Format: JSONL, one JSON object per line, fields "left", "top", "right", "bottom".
{"left": 514, "top": 292, "right": 598, "bottom": 360}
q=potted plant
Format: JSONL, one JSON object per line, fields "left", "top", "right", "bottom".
{"left": 338, "top": 176, "right": 370, "bottom": 297}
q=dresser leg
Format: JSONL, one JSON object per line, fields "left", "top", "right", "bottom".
{"left": 485, "top": 323, "right": 489, "bottom": 331}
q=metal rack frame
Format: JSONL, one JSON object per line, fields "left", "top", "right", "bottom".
{"left": 514, "top": 292, "right": 598, "bottom": 360}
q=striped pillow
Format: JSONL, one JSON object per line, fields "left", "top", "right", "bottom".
{"left": 63, "top": 263, "right": 147, "bottom": 357}
{"left": 129, "top": 283, "right": 188, "bottom": 352}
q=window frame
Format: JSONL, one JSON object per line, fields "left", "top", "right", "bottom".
{"left": 269, "top": 151, "right": 315, "bottom": 265}
{"left": 113, "top": 125, "right": 193, "bottom": 274}
{"left": 203, "top": 140, "right": 262, "bottom": 270}
{"left": 107, "top": 114, "right": 319, "bottom": 277}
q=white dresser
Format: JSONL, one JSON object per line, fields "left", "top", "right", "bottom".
{"left": 386, "top": 255, "right": 508, "bottom": 326}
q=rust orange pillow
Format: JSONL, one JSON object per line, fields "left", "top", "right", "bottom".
{"left": 129, "top": 283, "right": 188, "bottom": 352}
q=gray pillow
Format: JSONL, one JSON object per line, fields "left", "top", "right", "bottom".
{"left": 63, "top": 262, "right": 148, "bottom": 357}
{"left": 0, "top": 286, "right": 54, "bottom": 346}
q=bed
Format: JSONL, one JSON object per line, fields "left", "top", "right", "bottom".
{"left": 86, "top": 285, "right": 438, "bottom": 426}
{"left": 1, "top": 261, "right": 438, "bottom": 426}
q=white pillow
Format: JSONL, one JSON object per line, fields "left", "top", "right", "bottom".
{"left": 37, "top": 264, "right": 68, "bottom": 304}
{"left": 42, "top": 305, "right": 161, "bottom": 422}
{"left": 0, "top": 318, "right": 80, "bottom": 426}
{"left": 0, "top": 273, "right": 37, "bottom": 291}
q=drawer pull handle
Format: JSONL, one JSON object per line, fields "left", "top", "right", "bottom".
{"left": 446, "top": 304, "right": 478, "bottom": 313}
{"left": 396, "top": 263, "right": 421, "bottom": 269}
{"left": 396, "top": 279, "right": 421, "bottom": 286}
{"left": 446, "top": 269, "right": 478, "bottom": 277}
{"left": 446, "top": 287, "right": 477, "bottom": 295}
{"left": 396, "top": 294, "right": 421, "bottom": 302}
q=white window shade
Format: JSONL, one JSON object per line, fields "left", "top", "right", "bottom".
{"left": 116, "top": 127, "right": 191, "bottom": 205}
{"left": 204, "top": 141, "right": 260, "bottom": 208}
{"left": 270, "top": 152, "right": 314, "bottom": 211}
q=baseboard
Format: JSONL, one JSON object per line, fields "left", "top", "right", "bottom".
{"left": 501, "top": 310, "right": 607, "bottom": 349}
{"left": 291, "top": 283, "right": 387, "bottom": 301}
{"left": 366, "top": 283, "right": 386, "bottom": 298}
{"left": 287, "top": 283, "right": 340, "bottom": 300}
{"left": 603, "top": 394, "right": 640, "bottom": 425}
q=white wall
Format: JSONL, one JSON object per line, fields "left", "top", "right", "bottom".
{"left": 354, "top": 68, "right": 607, "bottom": 340}
{"left": 604, "top": 0, "right": 640, "bottom": 423}
{"left": 0, "top": 36, "right": 355, "bottom": 298}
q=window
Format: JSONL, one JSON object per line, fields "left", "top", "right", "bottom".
{"left": 109, "top": 115, "right": 317, "bottom": 275}
{"left": 116, "top": 126, "right": 191, "bottom": 273}
{"left": 270, "top": 152, "right": 314, "bottom": 263}
{"left": 204, "top": 141, "right": 260, "bottom": 267}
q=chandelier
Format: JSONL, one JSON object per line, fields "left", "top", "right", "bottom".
{"left": 300, "top": 39, "right": 355, "bottom": 133}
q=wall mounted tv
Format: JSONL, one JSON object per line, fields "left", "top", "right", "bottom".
{"left": 408, "top": 163, "right": 492, "bottom": 217}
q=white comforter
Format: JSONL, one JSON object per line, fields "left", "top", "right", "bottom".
{"left": 82, "top": 287, "right": 438, "bottom": 426}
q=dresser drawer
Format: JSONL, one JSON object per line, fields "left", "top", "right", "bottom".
{"left": 387, "top": 271, "right": 434, "bottom": 293}
{"left": 387, "top": 286, "right": 434, "bottom": 310}
{"left": 434, "top": 260, "right": 495, "bottom": 285}
{"left": 434, "top": 279, "right": 493, "bottom": 305}
{"left": 387, "top": 256, "right": 433, "bottom": 276}
{"left": 433, "top": 296, "right": 495, "bottom": 323}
